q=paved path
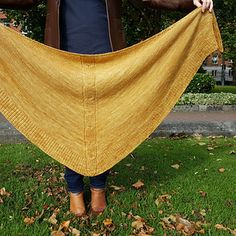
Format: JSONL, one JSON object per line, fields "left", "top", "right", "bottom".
{"left": 153, "top": 111, "right": 236, "bottom": 137}
{"left": 166, "top": 111, "right": 236, "bottom": 121}
{"left": 0, "top": 110, "right": 236, "bottom": 144}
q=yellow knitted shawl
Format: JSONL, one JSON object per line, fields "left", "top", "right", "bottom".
{"left": 0, "top": 8, "right": 223, "bottom": 176}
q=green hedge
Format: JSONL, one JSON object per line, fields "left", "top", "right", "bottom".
{"left": 212, "top": 85, "right": 236, "bottom": 94}
{"left": 177, "top": 92, "right": 236, "bottom": 105}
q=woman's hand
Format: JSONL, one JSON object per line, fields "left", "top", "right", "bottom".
{"left": 193, "top": 0, "right": 213, "bottom": 12}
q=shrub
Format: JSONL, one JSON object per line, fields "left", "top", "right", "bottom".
{"left": 177, "top": 92, "right": 236, "bottom": 105}
{"left": 212, "top": 85, "right": 236, "bottom": 94}
{"left": 184, "top": 73, "right": 216, "bottom": 93}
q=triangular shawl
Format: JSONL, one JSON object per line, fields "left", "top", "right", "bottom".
{"left": 0, "top": 8, "right": 223, "bottom": 176}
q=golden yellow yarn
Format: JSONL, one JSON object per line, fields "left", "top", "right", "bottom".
{"left": 0, "top": 8, "right": 223, "bottom": 176}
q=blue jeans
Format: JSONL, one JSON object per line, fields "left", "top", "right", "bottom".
{"left": 64, "top": 167, "right": 110, "bottom": 193}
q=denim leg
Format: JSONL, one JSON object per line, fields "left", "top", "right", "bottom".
{"left": 89, "top": 169, "right": 110, "bottom": 189}
{"left": 64, "top": 166, "right": 84, "bottom": 193}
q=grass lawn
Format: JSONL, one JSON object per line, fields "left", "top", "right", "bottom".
{"left": 0, "top": 135, "right": 235, "bottom": 235}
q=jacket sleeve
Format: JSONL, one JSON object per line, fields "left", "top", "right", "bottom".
{"left": 132, "top": 0, "right": 196, "bottom": 11}
{"left": 0, "top": 0, "right": 41, "bottom": 10}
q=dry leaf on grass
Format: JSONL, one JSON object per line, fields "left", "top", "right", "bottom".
{"left": 48, "top": 213, "right": 58, "bottom": 225}
{"left": 103, "top": 218, "right": 113, "bottom": 227}
{"left": 192, "top": 133, "right": 202, "bottom": 140}
{"left": 59, "top": 220, "right": 70, "bottom": 230}
{"left": 215, "top": 224, "right": 227, "bottom": 230}
{"left": 199, "top": 191, "right": 207, "bottom": 197}
{"left": 132, "top": 180, "right": 144, "bottom": 189}
{"left": 125, "top": 163, "right": 132, "bottom": 167}
{"left": 171, "top": 164, "right": 180, "bottom": 170}
{"left": 215, "top": 224, "right": 236, "bottom": 235}
{"left": 0, "top": 187, "right": 11, "bottom": 197}
{"left": 51, "top": 231, "right": 65, "bottom": 236}
{"left": 140, "top": 166, "right": 145, "bottom": 171}
{"left": 155, "top": 194, "right": 171, "bottom": 207}
{"left": 218, "top": 168, "right": 225, "bottom": 173}
{"left": 131, "top": 215, "right": 154, "bottom": 235}
{"left": 103, "top": 218, "right": 115, "bottom": 231}
{"left": 132, "top": 220, "right": 145, "bottom": 230}
{"left": 198, "top": 142, "right": 206, "bottom": 146}
{"left": 69, "top": 227, "right": 81, "bottom": 236}
{"left": 161, "top": 214, "right": 206, "bottom": 235}
{"left": 229, "top": 150, "right": 235, "bottom": 155}
{"left": 110, "top": 185, "right": 123, "bottom": 191}
{"left": 230, "top": 229, "right": 236, "bottom": 236}
{"left": 24, "top": 217, "right": 35, "bottom": 225}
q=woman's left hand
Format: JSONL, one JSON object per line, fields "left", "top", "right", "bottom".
{"left": 193, "top": 0, "right": 214, "bottom": 12}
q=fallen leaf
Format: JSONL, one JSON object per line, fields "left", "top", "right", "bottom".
{"left": 192, "top": 133, "right": 202, "bottom": 140}
{"left": 0, "top": 197, "right": 3, "bottom": 204}
{"left": 121, "top": 212, "right": 126, "bottom": 217}
{"left": 177, "top": 216, "right": 192, "bottom": 227}
{"left": 146, "top": 225, "right": 155, "bottom": 234}
{"left": 110, "top": 185, "right": 123, "bottom": 191}
{"left": 24, "top": 217, "right": 35, "bottom": 225}
{"left": 140, "top": 166, "right": 145, "bottom": 171}
{"left": 229, "top": 229, "right": 236, "bottom": 236}
{"left": 155, "top": 194, "right": 171, "bottom": 207}
{"left": 171, "top": 164, "right": 180, "bottom": 170}
{"left": 176, "top": 223, "right": 185, "bottom": 231}
{"left": 177, "top": 215, "right": 195, "bottom": 235}
{"left": 127, "top": 212, "right": 133, "bottom": 219}
{"left": 161, "top": 214, "right": 206, "bottom": 235}
{"left": 131, "top": 219, "right": 144, "bottom": 230}
{"left": 125, "top": 163, "right": 132, "bottom": 167}
{"left": 199, "top": 209, "right": 206, "bottom": 216}
{"left": 198, "top": 142, "right": 206, "bottom": 146}
{"left": 199, "top": 191, "right": 207, "bottom": 197}
{"left": 69, "top": 227, "right": 81, "bottom": 236}
{"left": 131, "top": 215, "right": 154, "bottom": 235}
{"left": 51, "top": 231, "right": 65, "bottom": 236}
{"left": 103, "top": 218, "right": 113, "bottom": 227}
{"left": 48, "top": 213, "right": 58, "bottom": 225}
{"left": 132, "top": 180, "right": 144, "bottom": 189}
{"left": 0, "top": 187, "right": 11, "bottom": 197}
{"left": 60, "top": 220, "right": 70, "bottom": 230}
{"left": 215, "top": 224, "right": 227, "bottom": 230}
{"left": 198, "top": 228, "right": 205, "bottom": 234}
{"left": 218, "top": 168, "right": 225, "bottom": 173}
{"left": 229, "top": 150, "right": 235, "bottom": 155}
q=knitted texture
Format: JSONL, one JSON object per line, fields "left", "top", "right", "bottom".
{"left": 0, "top": 8, "right": 223, "bottom": 176}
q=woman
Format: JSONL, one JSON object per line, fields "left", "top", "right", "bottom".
{"left": 0, "top": 0, "right": 213, "bottom": 217}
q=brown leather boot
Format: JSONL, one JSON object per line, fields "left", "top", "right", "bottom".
{"left": 90, "top": 187, "right": 107, "bottom": 216}
{"left": 69, "top": 192, "right": 86, "bottom": 217}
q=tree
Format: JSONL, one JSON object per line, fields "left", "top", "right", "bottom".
{"left": 3, "top": 3, "right": 46, "bottom": 43}
{"left": 214, "top": 0, "right": 236, "bottom": 81}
